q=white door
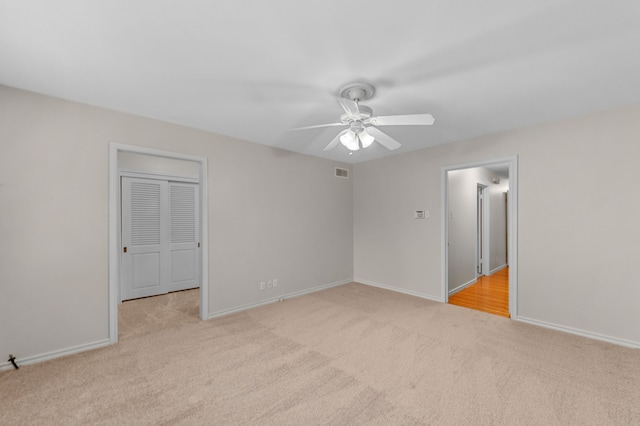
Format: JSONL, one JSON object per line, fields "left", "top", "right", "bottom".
{"left": 121, "top": 177, "right": 199, "bottom": 301}
{"left": 167, "top": 182, "right": 200, "bottom": 293}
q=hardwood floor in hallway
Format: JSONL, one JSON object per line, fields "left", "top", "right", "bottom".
{"left": 448, "top": 267, "right": 509, "bottom": 318}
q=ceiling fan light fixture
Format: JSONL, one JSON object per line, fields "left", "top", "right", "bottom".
{"left": 359, "top": 129, "right": 374, "bottom": 148}
{"left": 339, "top": 130, "right": 360, "bottom": 151}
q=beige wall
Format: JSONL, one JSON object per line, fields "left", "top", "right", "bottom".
{"left": 0, "top": 85, "right": 353, "bottom": 365}
{"left": 489, "top": 178, "right": 508, "bottom": 272}
{"left": 354, "top": 102, "right": 640, "bottom": 346}
{"left": 3, "top": 82, "right": 639, "bottom": 367}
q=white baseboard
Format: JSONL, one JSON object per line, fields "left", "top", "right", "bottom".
{"left": 2, "top": 281, "right": 354, "bottom": 370}
{"left": 489, "top": 264, "right": 508, "bottom": 275}
{"left": 353, "top": 280, "right": 640, "bottom": 348}
{"left": 208, "top": 278, "right": 352, "bottom": 319}
{"left": 355, "top": 278, "right": 443, "bottom": 303}
{"left": 516, "top": 316, "right": 640, "bottom": 349}
{"left": 0, "top": 339, "right": 112, "bottom": 372}
{"left": 448, "top": 278, "right": 477, "bottom": 296}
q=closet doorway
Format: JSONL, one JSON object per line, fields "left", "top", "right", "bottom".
{"left": 108, "top": 143, "right": 209, "bottom": 344}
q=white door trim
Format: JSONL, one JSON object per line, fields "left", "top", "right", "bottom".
{"left": 109, "top": 142, "right": 209, "bottom": 344}
{"left": 441, "top": 156, "right": 518, "bottom": 318}
{"left": 476, "top": 183, "right": 490, "bottom": 278}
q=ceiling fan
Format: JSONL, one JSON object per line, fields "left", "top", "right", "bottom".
{"left": 290, "top": 82, "right": 435, "bottom": 152}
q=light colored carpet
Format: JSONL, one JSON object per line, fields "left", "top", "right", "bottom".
{"left": 1, "top": 283, "right": 639, "bottom": 425}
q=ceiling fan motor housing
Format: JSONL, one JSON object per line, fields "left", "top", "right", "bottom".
{"left": 339, "top": 105, "right": 372, "bottom": 124}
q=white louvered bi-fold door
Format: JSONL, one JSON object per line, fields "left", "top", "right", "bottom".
{"left": 121, "top": 177, "right": 199, "bottom": 301}
{"left": 167, "top": 182, "right": 200, "bottom": 292}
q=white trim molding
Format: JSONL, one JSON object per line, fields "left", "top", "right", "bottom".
{"left": 517, "top": 316, "right": 640, "bottom": 349}
{"left": 489, "top": 264, "right": 508, "bottom": 276}
{"left": 0, "top": 339, "right": 111, "bottom": 372}
{"left": 448, "top": 278, "right": 478, "bottom": 296}
{"left": 356, "top": 278, "right": 443, "bottom": 303}
{"left": 208, "top": 279, "right": 352, "bottom": 319}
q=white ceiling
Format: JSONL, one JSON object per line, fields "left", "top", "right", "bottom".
{"left": 2, "top": 1, "right": 640, "bottom": 164}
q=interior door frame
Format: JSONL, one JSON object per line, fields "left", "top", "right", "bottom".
{"left": 476, "top": 183, "right": 489, "bottom": 278}
{"left": 441, "top": 156, "right": 518, "bottom": 318}
{"left": 109, "top": 142, "right": 209, "bottom": 344}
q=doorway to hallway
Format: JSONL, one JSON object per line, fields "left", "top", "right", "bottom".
{"left": 442, "top": 156, "right": 518, "bottom": 318}
{"left": 448, "top": 267, "right": 509, "bottom": 317}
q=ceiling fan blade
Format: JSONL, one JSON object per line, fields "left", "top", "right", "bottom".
{"left": 337, "top": 98, "right": 361, "bottom": 118}
{"left": 324, "top": 129, "right": 348, "bottom": 151}
{"left": 366, "top": 127, "right": 402, "bottom": 150}
{"left": 288, "top": 122, "right": 345, "bottom": 131}
{"left": 369, "top": 113, "right": 435, "bottom": 126}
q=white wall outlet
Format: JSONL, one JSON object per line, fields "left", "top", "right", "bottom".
{"left": 273, "top": 279, "right": 278, "bottom": 288}
{"left": 267, "top": 280, "right": 273, "bottom": 289}
{"left": 260, "top": 281, "right": 265, "bottom": 290}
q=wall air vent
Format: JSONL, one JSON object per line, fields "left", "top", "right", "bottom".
{"left": 335, "top": 168, "right": 349, "bottom": 179}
